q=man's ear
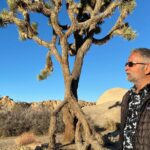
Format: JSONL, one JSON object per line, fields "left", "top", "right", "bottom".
{"left": 144, "top": 64, "right": 150, "bottom": 75}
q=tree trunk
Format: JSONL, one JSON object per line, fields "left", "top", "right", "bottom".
{"left": 68, "top": 95, "right": 104, "bottom": 149}
{"left": 48, "top": 76, "right": 104, "bottom": 150}
{"left": 61, "top": 103, "right": 76, "bottom": 144}
{"left": 48, "top": 100, "right": 68, "bottom": 149}
{"left": 61, "top": 78, "right": 79, "bottom": 144}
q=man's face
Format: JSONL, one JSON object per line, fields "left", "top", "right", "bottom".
{"left": 125, "top": 52, "right": 146, "bottom": 83}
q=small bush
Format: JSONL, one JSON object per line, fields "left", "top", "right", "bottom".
{"left": 0, "top": 103, "right": 66, "bottom": 137}
{"left": 0, "top": 106, "right": 51, "bottom": 137}
{"left": 16, "top": 132, "right": 36, "bottom": 146}
{"left": 27, "top": 108, "right": 51, "bottom": 135}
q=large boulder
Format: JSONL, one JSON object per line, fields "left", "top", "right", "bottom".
{"left": 83, "top": 88, "right": 128, "bottom": 134}
{"left": 83, "top": 101, "right": 120, "bottom": 132}
{"left": 96, "top": 87, "right": 128, "bottom": 105}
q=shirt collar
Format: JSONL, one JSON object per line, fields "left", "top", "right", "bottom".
{"left": 131, "top": 83, "right": 150, "bottom": 95}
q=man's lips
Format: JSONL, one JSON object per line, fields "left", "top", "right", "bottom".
{"left": 126, "top": 72, "right": 130, "bottom": 76}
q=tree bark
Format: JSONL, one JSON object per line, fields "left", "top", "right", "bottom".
{"left": 48, "top": 76, "right": 104, "bottom": 149}
{"left": 62, "top": 104, "right": 75, "bottom": 144}
{"left": 48, "top": 100, "right": 67, "bottom": 149}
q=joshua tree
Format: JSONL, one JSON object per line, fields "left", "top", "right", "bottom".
{"left": 0, "top": 0, "right": 136, "bottom": 149}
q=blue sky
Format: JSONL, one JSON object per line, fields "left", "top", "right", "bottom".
{"left": 0, "top": 0, "right": 150, "bottom": 102}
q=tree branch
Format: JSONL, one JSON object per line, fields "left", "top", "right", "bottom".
{"left": 32, "top": 36, "right": 50, "bottom": 48}
{"left": 92, "top": 32, "right": 113, "bottom": 45}
{"left": 77, "top": 1, "right": 119, "bottom": 31}
{"left": 50, "top": 34, "right": 62, "bottom": 64}
{"left": 50, "top": 11, "right": 63, "bottom": 37}
{"left": 68, "top": 96, "right": 103, "bottom": 149}
{"left": 60, "top": 36, "right": 71, "bottom": 78}
{"left": 72, "top": 34, "right": 93, "bottom": 78}
{"left": 23, "top": 1, "right": 52, "bottom": 17}
{"left": 48, "top": 99, "right": 68, "bottom": 149}
{"left": 75, "top": 121, "right": 90, "bottom": 150}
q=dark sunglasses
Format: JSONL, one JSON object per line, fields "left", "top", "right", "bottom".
{"left": 125, "top": 62, "right": 148, "bottom": 67}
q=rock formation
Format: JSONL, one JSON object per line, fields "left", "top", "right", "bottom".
{"left": 83, "top": 88, "right": 128, "bottom": 136}
{"left": 0, "top": 96, "right": 15, "bottom": 111}
{"left": 96, "top": 87, "right": 128, "bottom": 105}
{"left": 0, "top": 96, "right": 95, "bottom": 111}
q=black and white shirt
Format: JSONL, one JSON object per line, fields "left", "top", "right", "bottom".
{"left": 123, "top": 84, "right": 150, "bottom": 150}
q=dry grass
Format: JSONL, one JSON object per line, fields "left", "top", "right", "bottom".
{"left": 16, "top": 132, "right": 36, "bottom": 146}
{"left": 0, "top": 107, "right": 51, "bottom": 137}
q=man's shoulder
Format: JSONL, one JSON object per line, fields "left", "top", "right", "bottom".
{"left": 121, "top": 90, "right": 131, "bottom": 104}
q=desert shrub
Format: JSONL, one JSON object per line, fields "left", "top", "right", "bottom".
{"left": 0, "top": 103, "right": 66, "bottom": 137}
{"left": 0, "top": 106, "right": 51, "bottom": 137}
{"left": 16, "top": 132, "right": 36, "bottom": 146}
{"left": 0, "top": 108, "right": 30, "bottom": 136}
{"left": 27, "top": 107, "right": 50, "bottom": 135}
{"left": 14, "top": 102, "right": 31, "bottom": 110}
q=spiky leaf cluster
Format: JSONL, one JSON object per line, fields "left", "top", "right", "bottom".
{"left": 122, "top": 26, "right": 136, "bottom": 40}
{"left": 38, "top": 51, "right": 53, "bottom": 80}
{"left": 119, "top": 0, "right": 136, "bottom": 14}
{"left": 7, "top": 0, "right": 17, "bottom": 11}
{"left": 0, "top": 10, "right": 9, "bottom": 27}
{"left": 31, "top": 22, "right": 38, "bottom": 33}
{"left": 0, "top": 9, "right": 9, "bottom": 16}
{"left": 45, "top": 2, "right": 51, "bottom": 9}
{"left": 19, "top": 30, "right": 28, "bottom": 40}
{"left": 113, "top": 25, "right": 136, "bottom": 40}
{"left": 0, "top": 16, "right": 6, "bottom": 27}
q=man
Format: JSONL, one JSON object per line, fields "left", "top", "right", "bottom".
{"left": 120, "top": 48, "right": 150, "bottom": 150}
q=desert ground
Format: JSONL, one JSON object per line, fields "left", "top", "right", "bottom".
{"left": 0, "top": 88, "right": 127, "bottom": 150}
{"left": 0, "top": 134, "right": 78, "bottom": 150}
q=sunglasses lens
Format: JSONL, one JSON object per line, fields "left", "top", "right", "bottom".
{"left": 125, "top": 62, "right": 134, "bottom": 67}
{"left": 128, "top": 62, "right": 134, "bottom": 67}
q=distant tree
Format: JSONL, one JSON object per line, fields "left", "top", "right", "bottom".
{"left": 0, "top": 0, "right": 136, "bottom": 149}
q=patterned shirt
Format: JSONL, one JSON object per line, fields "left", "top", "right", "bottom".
{"left": 123, "top": 84, "right": 150, "bottom": 150}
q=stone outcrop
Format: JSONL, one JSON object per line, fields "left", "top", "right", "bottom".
{"left": 31, "top": 100, "right": 95, "bottom": 110}
{"left": 0, "top": 96, "right": 95, "bottom": 111}
{"left": 83, "top": 101, "right": 121, "bottom": 132}
{"left": 30, "top": 100, "right": 61, "bottom": 110}
{"left": 0, "top": 96, "right": 15, "bottom": 111}
{"left": 82, "top": 88, "right": 128, "bottom": 148}
{"left": 83, "top": 88, "right": 128, "bottom": 136}
{"left": 96, "top": 87, "right": 128, "bottom": 105}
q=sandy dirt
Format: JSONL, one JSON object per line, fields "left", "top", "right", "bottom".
{"left": 0, "top": 136, "right": 17, "bottom": 150}
{"left": 0, "top": 134, "right": 77, "bottom": 150}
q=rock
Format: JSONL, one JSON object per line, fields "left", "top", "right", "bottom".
{"left": 83, "top": 101, "right": 120, "bottom": 132}
{"left": 96, "top": 87, "right": 128, "bottom": 105}
{"left": 82, "top": 87, "right": 128, "bottom": 134}
{"left": 0, "top": 96, "right": 95, "bottom": 112}
{"left": 78, "top": 100, "right": 96, "bottom": 108}
{"left": 30, "top": 100, "right": 95, "bottom": 110}
{"left": 30, "top": 100, "right": 61, "bottom": 110}
{"left": 83, "top": 100, "right": 121, "bottom": 149}
{"left": 0, "top": 96, "right": 15, "bottom": 111}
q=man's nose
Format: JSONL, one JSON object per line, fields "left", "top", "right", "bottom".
{"left": 125, "top": 65, "right": 129, "bottom": 71}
